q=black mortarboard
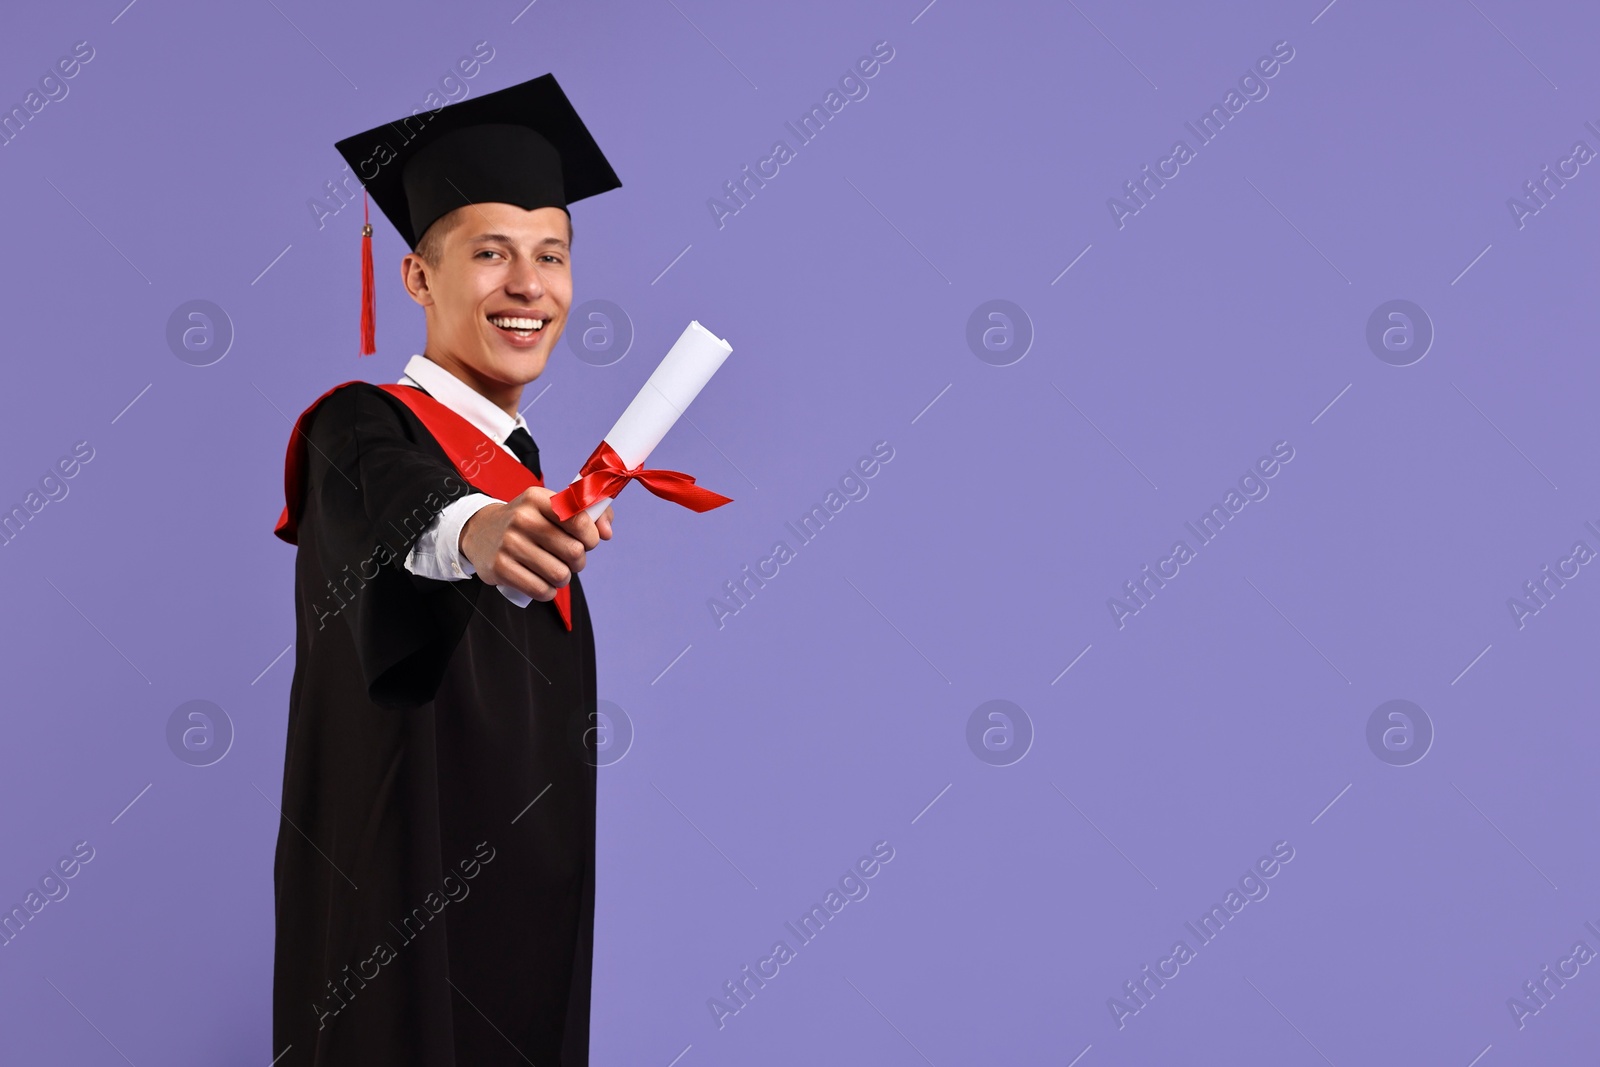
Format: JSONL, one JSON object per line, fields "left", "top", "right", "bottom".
{"left": 332, "top": 72, "right": 622, "bottom": 354}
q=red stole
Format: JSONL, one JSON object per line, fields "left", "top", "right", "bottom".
{"left": 274, "top": 381, "right": 571, "bottom": 630}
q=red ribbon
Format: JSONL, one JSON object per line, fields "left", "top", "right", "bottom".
{"left": 549, "top": 439, "right": 732, "bottom": 522}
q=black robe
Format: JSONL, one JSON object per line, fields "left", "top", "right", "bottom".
{"left": 271, "top": 382, "right": 596, "bottom": 1066}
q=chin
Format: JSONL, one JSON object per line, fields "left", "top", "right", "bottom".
{"left": 492, "top": 349, "right": 550, "bottom": 385}
{"left": 479, "top": 332, "right": 554, "bottom": 381}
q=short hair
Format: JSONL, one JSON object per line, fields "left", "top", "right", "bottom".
{"left": 413, "top": 209, "right": 461, "bottom": 268}
{"left": 413, "top": 208, "right": 574, "bottom": 267}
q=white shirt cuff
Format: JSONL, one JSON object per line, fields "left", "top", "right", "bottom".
{"left": 403, "top": 493, "right": 533, "bottom": 608}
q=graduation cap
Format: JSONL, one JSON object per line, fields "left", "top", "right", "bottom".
{"left": 334, "top": 73, "right": 622, "bottom": 355}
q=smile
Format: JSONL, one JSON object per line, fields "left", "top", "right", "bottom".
{"left": 487, "top": 314, "right": 548, "bottom": 339}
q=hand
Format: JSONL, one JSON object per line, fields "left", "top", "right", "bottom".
{"left": 459, "top": 490, "right": 613, "bottom": 602}
{"left": 561, "top": 502, "right": 614, "bottom": 544}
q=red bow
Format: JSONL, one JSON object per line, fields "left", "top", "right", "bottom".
{"left": 549, "top": 440, "right": 732, "bottom": 522}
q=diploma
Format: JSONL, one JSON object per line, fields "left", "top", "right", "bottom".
{"left": 548, "top": 320, "right": 735, "bottom": 523}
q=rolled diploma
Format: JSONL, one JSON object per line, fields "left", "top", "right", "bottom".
{"left": 572, "top": 319, "right": 733, "bottom": 520}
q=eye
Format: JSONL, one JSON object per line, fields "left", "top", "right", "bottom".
{"left": 475, "top": 249, "right": 503, "bottom": 260}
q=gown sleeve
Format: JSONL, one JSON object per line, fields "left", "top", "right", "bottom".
{"left": 301, "top": 382, "right": 484, "bottom": 709}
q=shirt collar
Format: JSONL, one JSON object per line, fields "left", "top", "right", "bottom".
{"left": 398, "top": 354, "right": 529, "bottom": 444}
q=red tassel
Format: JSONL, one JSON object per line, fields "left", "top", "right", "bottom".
{"left": 359, "top": 190, "right": 376, "bottom": 356}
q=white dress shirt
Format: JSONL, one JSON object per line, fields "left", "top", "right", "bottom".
{"left": 398, "top": 354, "right": 534, "bottom": 608}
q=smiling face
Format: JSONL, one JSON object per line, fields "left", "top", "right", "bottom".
{"left": 401, "top": 201, "right": 573, "bottom": 415}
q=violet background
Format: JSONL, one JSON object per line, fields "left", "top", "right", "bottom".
{"left": 1, "top": 0, "right": 1597, "bottom": 1064}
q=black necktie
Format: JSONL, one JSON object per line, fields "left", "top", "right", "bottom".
{"left": 503, "top": 426, "right": 543, "bottom": 480}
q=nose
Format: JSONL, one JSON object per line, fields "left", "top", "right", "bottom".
{"left": 504, "top": 253, "right": 546, "bottom": 300}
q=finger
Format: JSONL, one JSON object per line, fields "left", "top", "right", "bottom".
{"left": 510, "top": 502, "right": 587, "bottom": 564}
{"left": 532, "top": 524, "right": 589, "bottom": 567}
{"left": 558, "top": 512, "right": 601, "bottom": 551}
{"left": 493, "top": 554, "right": 559, "bottom": 602}
{"left": 505, "top": 537, "right": 575, "bottom": 588}
{"left": 526, "top": 488, "right": 567, "bottom": 523}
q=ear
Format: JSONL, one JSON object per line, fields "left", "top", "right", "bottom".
{"left": 401, "top": 252, "right": 435, "bottom": 308}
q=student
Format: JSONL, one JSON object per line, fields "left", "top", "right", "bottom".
{"left": 270, "top": 73, "right": 620, "bottom": 1066}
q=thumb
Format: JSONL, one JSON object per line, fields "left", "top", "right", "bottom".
{"left": 559, "top": 508, "right": 599, "bottom": 540}
{"left": 516, "top": 484, "right": 554, "bottom": 504}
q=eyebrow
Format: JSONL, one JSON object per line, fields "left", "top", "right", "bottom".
{"left": 466, "top": 232, "right": 569, "bottom": 250}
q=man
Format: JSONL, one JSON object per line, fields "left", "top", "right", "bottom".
{"left": 270, "top": 74, "right": 621, "bottom": 1066}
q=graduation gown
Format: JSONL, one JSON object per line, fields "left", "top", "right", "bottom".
{"left": 270, "top": 381, "right": 596, "bottom": 1066}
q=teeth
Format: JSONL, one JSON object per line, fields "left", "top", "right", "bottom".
{"left": 489, "top": 315, "right": 546, "bottom": 331}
